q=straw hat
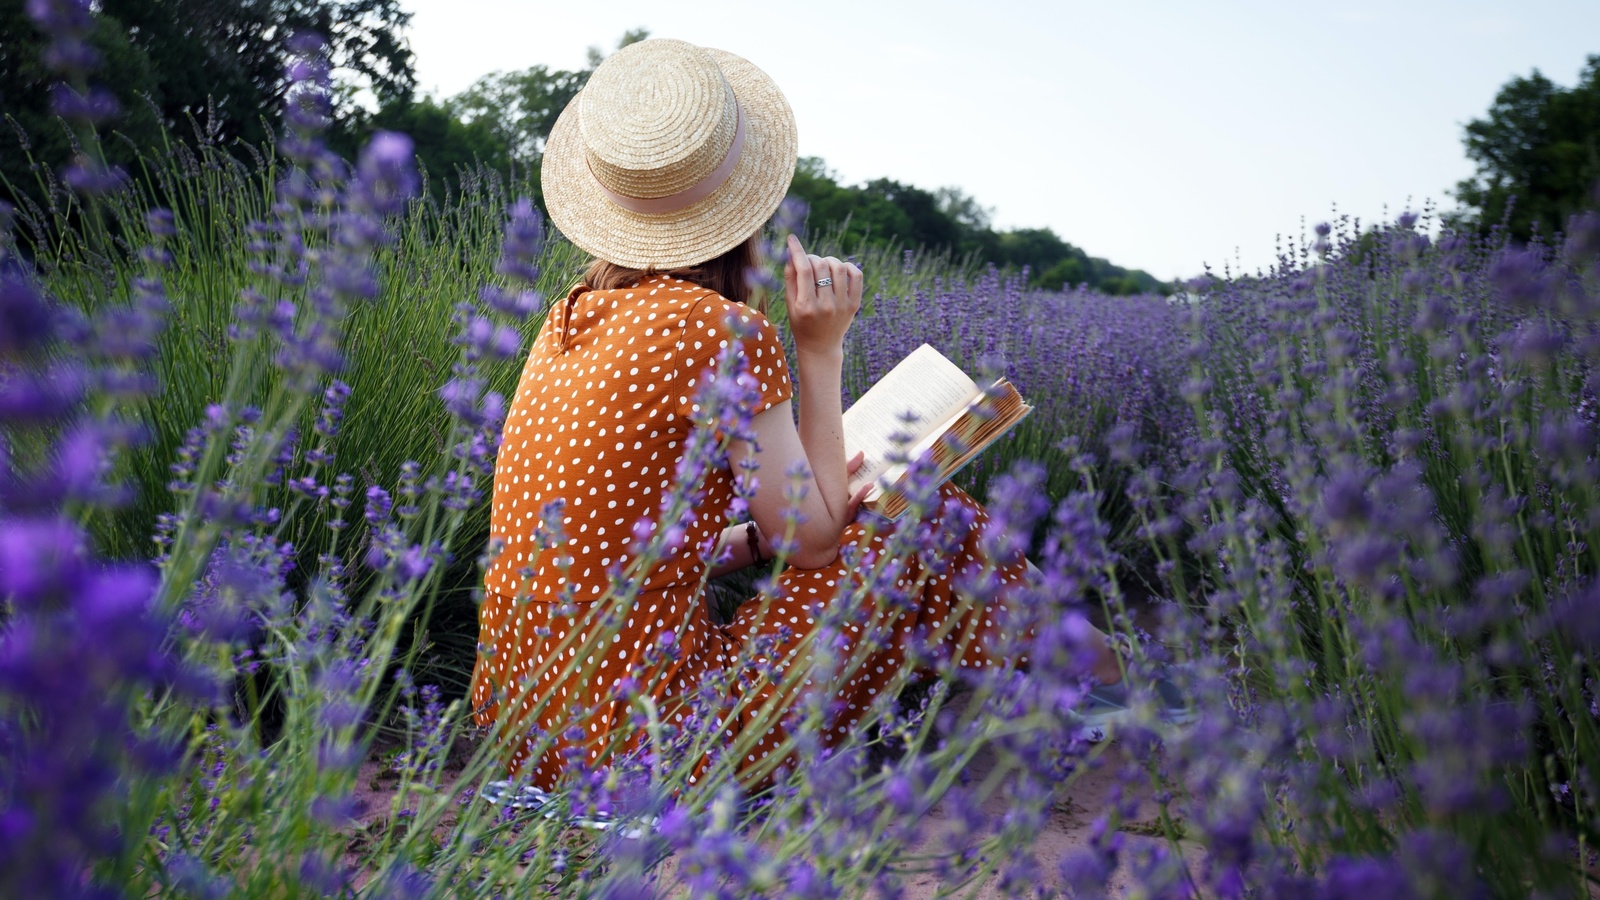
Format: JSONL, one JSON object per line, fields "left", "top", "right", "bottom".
{"left": 541, "top": 38, "right": 798, "bottom": 270}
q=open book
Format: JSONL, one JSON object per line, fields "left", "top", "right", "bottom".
{"left": 843, "top": 344, "right": 1032, "bottom": 520}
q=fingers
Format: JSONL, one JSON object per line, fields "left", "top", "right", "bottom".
{"left": 815, "top": 257, "right": 857, "bottom": 312}
{"left": 787, "top": 234, "right": 813, "bottom": 289}
{"left": 845, "top": 482, "right": 873, "bottom": 523}
{"left": 785, "top": 241, "right": 862, "bottom": 352}
{"left": 798, "top": 256, "right": 833, "bottom": 301}
{"left": 844, "top": 259, "right": 862, "bottom": 304}
{"left": 846, "top": 449, "right": 866, "bottom": 476}
{"left": 814, "top": 256, "right": 863, "bottom": 307}
{"left": 786, "top": 239, "right": 862, "bottom": 306}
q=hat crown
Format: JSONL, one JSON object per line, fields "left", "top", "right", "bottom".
{"left": 579, "top": 39, "right": 741, "bottom": 201}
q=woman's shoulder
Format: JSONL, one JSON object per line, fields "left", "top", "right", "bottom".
{"left": 686, "top": 292, "right": 779, "bottom": 342}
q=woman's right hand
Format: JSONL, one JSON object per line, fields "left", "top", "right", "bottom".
{"left": 783, "top": 233, "right": 862, "bottom": 355}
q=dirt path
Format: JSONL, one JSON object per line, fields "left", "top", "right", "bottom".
{"left": 345, "top": 732, "right": 1201, "bottom": 898}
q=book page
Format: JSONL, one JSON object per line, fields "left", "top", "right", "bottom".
{"left": 870, "top": 380, "right": 1030, "bottom": 520}
{"left": 843, "top": 344, "right": 979, "bottom": 496}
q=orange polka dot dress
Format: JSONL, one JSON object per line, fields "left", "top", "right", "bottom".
{"left": 470, "top": 274, "right": 1027, "bottom": 788}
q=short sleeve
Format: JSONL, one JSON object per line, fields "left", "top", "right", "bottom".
{"left": 674, "top": 294, "right": 793, "bottom": 424}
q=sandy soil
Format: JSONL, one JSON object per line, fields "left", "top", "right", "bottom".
{"left": 346, "top": 730, "right": 1203, "bottom": 898}
{"left": 344, "top": 595, "right": 1204, "bottom": 895}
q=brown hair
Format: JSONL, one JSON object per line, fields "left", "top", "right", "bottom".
{"left": 583, "top": 235, "right": 763, "bottom": 311}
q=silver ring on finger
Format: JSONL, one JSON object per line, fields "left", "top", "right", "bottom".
{"left": 815, "top": 277, "right": 833, "bottom": 287}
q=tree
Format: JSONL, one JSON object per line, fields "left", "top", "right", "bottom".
{"left": 447, "top": 29, "right": 649, "bottom": 168}
{"left": 0, "top": 0, "right": 164, "bottom": 214}
{"left": 448, "top": 65, "right": 587, "bottom": 163}
{"left": 585, "top": 27, "right": 650, "bottom": 70}
{"left": 330, "top": 95, "right": 514, "bottom": 200}
{"left": 856, "top": 178, "right": 963, "bottom": 251}
{"left": 99, "top": 0, "right": 415, "bottom": 147}
{"left": 1, "top": 0, "right": 415, "bottom": 213}
{"left": 1453, "top": 55, "right": 1600, "bottom": 243}
{"left": 326, "top": 28, "right": 646, "bottom": 202}
{"left": 785, "top": 159, "right": 1167, "bottom": 295}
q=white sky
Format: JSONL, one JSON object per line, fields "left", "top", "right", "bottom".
{"left": 401, "top": 0, "right": 1599, "bottom": 282}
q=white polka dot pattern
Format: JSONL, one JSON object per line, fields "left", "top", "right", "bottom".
{"left": 469, "top": 274, "right": 1026, "bottom": 789}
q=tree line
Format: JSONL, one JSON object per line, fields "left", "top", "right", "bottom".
{"left": 3, "top": 1, "right": 1594, "bottom": 280}
{"left": 0, "top": 7, "right": 1166, "bottom": 293}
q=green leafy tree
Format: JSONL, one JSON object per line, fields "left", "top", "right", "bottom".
{"left": 447, "top": 29, "right": 649, "bottom": 167}
{"left": 448, "top": 65, "right": 588, "bottom": 163}
{"left": 1453, "top": 55, "right": 1600, "bottom": 242}
{"left": 585, "top": 27, "right": 651, "bottom": 69}
{"left": 859, "top": 178, "right": 963, "bottom": 251}
{"left": 788, "top": 156, "right": 867, "bottom": 238}
{"left": 326, "top": 28, "right": 645, "bottom": 204}
{"left": 1, "top": 0, "right": 414, "bottom": 213}
{"left": 785, "top": 157, "right": 1166, "bottom": 295}
{"left": 331, "top": 95, "right": 515, "bottom": 199}
{"left": 0, "top": 0, "right": 164, "bottom": 215}
{"left": 936, "top": 185, "right": 993, "bottom": 232}
{"left": 99, "top": 0, "right": 415, "bottom": 146}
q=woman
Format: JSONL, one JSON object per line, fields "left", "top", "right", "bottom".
{"left": 469, "top": 38, "right": 1131, "bottom": 790}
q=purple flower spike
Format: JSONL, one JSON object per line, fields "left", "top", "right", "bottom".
{"left": 480, "top": 284, "right": 543, "bottom": 320}
{"left": 0, "top": 516, "right": 85, "bottom": 604}
{"left": 1544, "top": 579, "right": 1600, "bottom": 650}
{"left": 496, "top": 197, "right": 546, "bottom": 284}
{"left": 145, "top": 209, "right": 175, "bottom": 238}
{"left": 61, "top": 160, "right": 127, "bottom": 196}
{"left": 25, "top": 0, "right": 99, "bottom": 78}
{"left": 353, "top": 131, "right": 419, "bottom": 216}
{"left": 397, "top": 544, "right": 434, "bottom": 582}
{"left": 1488, "top": 248, "right": 1555, "bottom": 309}
{"left": 0, "top": 276, "right": 59, "bottom": 355}
{"left": 47, "top": 83, "right": 119, "bottom": 124}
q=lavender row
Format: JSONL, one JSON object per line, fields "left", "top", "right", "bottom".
{"left": 0, "top": 11, "right": 1177, "bottom": 897}
{"left": 6, "top": 2, "right": 1600, "bottom": 893}
{"left": 1117, "top": 208, "right": 1600, "bottom": 894}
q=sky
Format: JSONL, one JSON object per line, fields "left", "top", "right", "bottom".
{"left": 400, "top": 0, "right": 1599, "bottom": 282}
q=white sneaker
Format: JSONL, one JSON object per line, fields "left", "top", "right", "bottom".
{"left": 479, "top": 780, "right": 658, "bottom": 840}
{"left": 1072, "top": 677, "right": 1195, "bottom": 742}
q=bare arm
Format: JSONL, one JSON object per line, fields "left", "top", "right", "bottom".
{"left": 730, "top": 401, "right": 867, "bottom": 569}
{"left": 794, "top": 342, "right": 851, "bottom": 527}
{"left": 706, "top": 521, "right": 772, "bottom": 579}
{"left": 728, "top": 235, "right": 869, "bottom": 569}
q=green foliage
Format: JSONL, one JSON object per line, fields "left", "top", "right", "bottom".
{"left": 993, "top": 226, "right": 1161, "bottom": 295}
{"left": 446, "top": 65, "right": 587, "bottom": 164}
{"left": 330, "top": 28, "right": 651, "bottom": 201}
{"left": 787, "top": 156, "right": 1168, "bottom": 296}
{"left": 0, "top": 0, "right": 165, "bottom": 213}
{"left": 25, "top": 131, "right": 585, "bottom": 589}
{"left": 1452, "top": 54, "right": 1600, "bottom": 242}
{"left": 439, "top": 28, "right": 651, "bottom": 164}
{"left": 1, "top": 0, "right": 415, "bottom": 214}
{"left": 102, "top": 0, "right": 416, "bottom": 140}
{"left": 330, "top": 95, "right": 518, "bottom": 202}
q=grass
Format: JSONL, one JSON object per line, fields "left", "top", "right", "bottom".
{"left": 11, "top": 113, "right": 1599, "bottom": 896}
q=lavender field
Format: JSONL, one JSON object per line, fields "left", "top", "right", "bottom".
{"left": 4, "top": 12, "right": 1600, "bottom": 900}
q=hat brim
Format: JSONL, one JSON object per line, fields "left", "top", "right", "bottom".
{"left": 541, "top": 48, "right": 797, "bottom": 271}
